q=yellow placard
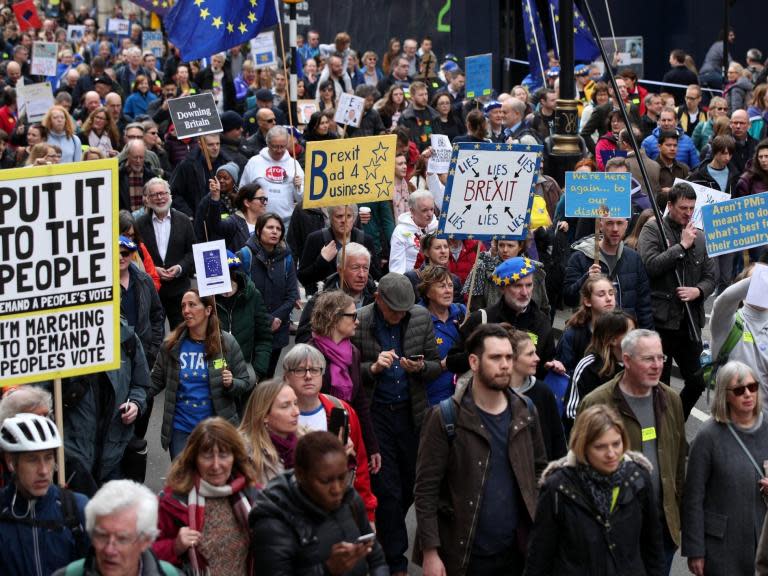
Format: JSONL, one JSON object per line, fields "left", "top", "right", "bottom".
{"left": 641, "top": 427, "right": 657, "bottom": 442}
{"left": 0, "top": 159, "right": 121, "bottom": 387}
{"left": 303, "top": 135, "right": 397, "bottom": 208}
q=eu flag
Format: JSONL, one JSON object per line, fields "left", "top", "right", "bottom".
{"left": 521, "top": 0, "right": 549, "bottom": 89}
{"left": 548, "top": 0, "right": 600, "bottom": 63}
{"left": 130, "top": 0, "right": 173, "bottom": 17}
{"left": 165, "top": 0, "right": 278, "bottom": 62}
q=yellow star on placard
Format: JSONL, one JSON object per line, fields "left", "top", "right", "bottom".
{"left": 199, "top": 7, "right": 209, "bottom": 19}
{"left": 238, "top": 22, "right": 247, "bottom": 33}
{"left": 375, "top": 176, "right": 392, "bottom": 198}
{"left": 211, "top": 16, "right": 223, "bottom": 29}
{"left": 247, "top": 11, "right": 256, "bottom": 23}
{"left": 496, "top": 144, "right": 502, "bottom": 150}
{"left": 363, "top": 158, "right": 380, "bottom": 180}
{"left": 372, "top": 141, "right": 389, "bottom": 163}
{"left": 227, "top": 22, "right": 234, "bottom": 33}
{"left": 474, "top": 143, "right": 481, "bottom": 149}
{"left": 193, "top": 0, "right": 203, "bottom": 6}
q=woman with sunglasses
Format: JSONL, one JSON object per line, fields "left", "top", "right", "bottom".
{"left": 317, "top": 79, "right": 337, "bottom": 112}
{"left": 308, "top": 291, "right": 380, "bottom": 471}
{"left": 682, "top": 360, "right": 768, "bottom": 576}
{"left": 206, "top": 182, "right": 269, "bottom": 253}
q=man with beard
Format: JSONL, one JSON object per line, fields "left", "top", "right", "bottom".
{"left": 414, "top": 323, "right": 547, "bottom": 576}
{"left": 136, "top": 178, "right": 196, "bottom": 328}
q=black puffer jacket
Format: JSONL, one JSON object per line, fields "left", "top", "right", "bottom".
{"left": 525, "top": 451, "right": 664, "bottom": 576}
{"left": 249, "top": 472, "right": 388, "bottom": 576}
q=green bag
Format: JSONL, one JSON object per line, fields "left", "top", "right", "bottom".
{"left": 701, "top": 309, "right": 744, "bottom": 391}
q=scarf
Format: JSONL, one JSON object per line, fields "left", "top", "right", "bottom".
{"left": 269, "top": 431, "right": 297, "bottom": 469}
{"left": 186, "top": 474, "right": 252, "bottom": 574}
{"left": 312, "top": 334, "right": 355, "bottom": 401}
{"left": 575, "top": 459, "right": 631, "bottom": 518}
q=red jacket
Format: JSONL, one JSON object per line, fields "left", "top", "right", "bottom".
{"left": 0, "top": 106, "right": 17, "bottom": 142}
{"left": 318, "top": 393, "right": 378, "bottom": 521}
{"left": 449, "top": 240, "right": 483, "bottom": 284}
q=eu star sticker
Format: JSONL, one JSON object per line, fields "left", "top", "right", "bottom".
{"left": 376, "top": 175, "right": 392, "bottom": 198}
{"left": 363, "top": 157, "right": 380, "bottom": 180}
{"left": 372, "top": 141, "right": 389, "bottom": 163}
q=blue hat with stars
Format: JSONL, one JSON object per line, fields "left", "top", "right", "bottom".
{"left": 226, "top": 250, "right": 241, "bottom": 269}
{"left": 483, "top": 100, "right": 502, "bottom": 115}
{"left": 492, "top": 257, "right": 536, "bottom": 286}
{"left": 118, "top": 236, "right": 138, "bottom": 251}
{"left": 574, "top": 64, "right": 589, "bottom": 76}
{"left": 546, "top": 66, "right": 561, "bottom": 78}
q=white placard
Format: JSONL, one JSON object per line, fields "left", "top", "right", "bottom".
{"left": 107, "top": 18, "right": 130, "bottom": 36}
{"left": 668, "top": 178, "right": 731, "bottom": 229}
{"left": 17, "top": 82, "right": 54, "bottom": 123}
{"left": 250, "top": 31, "right": 277, "bottom": 69}
{"left": 334, "top": 93, "right": 365, "bottom": 127}
{"left": 192, "top": 240, "right": 232, "bottom": 297}
{"left": 746, "top": 264, "right": 768, "bottom": 309}
{"left": 297, "top": 99, "right": 318, "bottom": 124}
{"left": 66, "top": 25, "right": 85, "bottom": 43}
{"left": 427, "top": 134, "right": 452, "bottom": 174}
{"left": 31, "top": 42, "right": 58, "bottom": 77}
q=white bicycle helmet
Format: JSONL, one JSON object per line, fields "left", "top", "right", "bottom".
{"left": 0, "top": 413, "right": 62, "bottom": 452}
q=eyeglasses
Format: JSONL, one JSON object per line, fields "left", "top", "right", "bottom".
{"left": 289, "top": 367, "right": 322, "bottom": 376}
{"left": 252, "top": 196, "right": 268, "bottom": 204}
{"left": 728, "top": 382, "right": 759, "bottom": 396}
{"left": 148, "top": 190, "right": 168, "bottom": 199}
{"left": 92, "top": 529, "right": 142, "bottom": 549}
{"left": 713, "top": 106, "right": 728, "bottom": 111}
{"left": 635, "top": 354, "right": 667, "bottom": 364}
{"left": 339, "top": 311, "right": 358, "bottom": 320}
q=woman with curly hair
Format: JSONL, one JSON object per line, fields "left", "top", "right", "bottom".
{"left": 80, "top": 106, "right": 120, "bottom": 157}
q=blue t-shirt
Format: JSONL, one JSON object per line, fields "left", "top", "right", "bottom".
{"left": 173, "top": 339, "right": 214, "bottom": 433}
{"left": 425, "top": 303, "right": 466, "bottom": 406}
{"left": 707, "top": 164, "right": 730, "bottom": 192}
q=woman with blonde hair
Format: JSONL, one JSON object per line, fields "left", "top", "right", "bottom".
{"left": 41, "top": 104, "right": 81, "bottom": 162}
{"left": 683, "top": 360, "right": 768, "bottom": 576}
{"left": 24, "top": 143, "right": 57, "bottom": 166}
{"left": 239, "top": 378, "right": 299, "bottom": 485}
{"left": 692, "top": 95, "right": 729, "bottom": 153}
{"left": 154, "top": 417, "right": 259, "bottom": 574}
{"left": 526, "top": 404, "right": 664, "bottom": 575}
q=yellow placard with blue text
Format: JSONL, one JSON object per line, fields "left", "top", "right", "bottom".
{"left": 0, "top": 159, "right": 121, "bottom": 386}
{"left": 303, "top": 134, "right": 397, "bottom": 208}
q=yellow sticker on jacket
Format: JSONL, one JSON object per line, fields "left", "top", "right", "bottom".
{"left": 641, "top": 427, "right": 657, "bottom": 442}
{"left": 744, "top": 331, "right": 755, "bottom": 343}
{"left": 213, "top": 358, "right": 227, "bottom": 370}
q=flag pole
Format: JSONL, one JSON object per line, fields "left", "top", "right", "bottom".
{"left": 549, "top": 3, "right": 560, "bottom": 61}
{"left": 525, "top": 0, "right": 547, "bottom": 87}
{"left": 274, "top": 0, "right": 299, "bottom": 180}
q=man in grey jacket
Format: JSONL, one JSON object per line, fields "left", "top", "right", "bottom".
{"left": 351, "top": 272, "right": 441, "bottom": 575}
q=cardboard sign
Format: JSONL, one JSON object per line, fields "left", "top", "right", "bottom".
{"left": 66, "top": 25, "right": 85, "bottom": 43}
{"left": 564, "top": 171, "right": 632, "bottom": 218}
{"left": 17, "top": 82, "right": 55, "bottom": 123}
{"left": 0, "top": 159, "right": 121, "bottom": 386}
{"left": 168, "top": 93, "right": 223, "bottom": 139}
{"left": 193, "top": 240, "right": 232, "bottom": 297}
{"left": 304, "top": 135, "right": 397, "bottom": 208}
{"left": 427, "top": 134, "right": 452, "bottom": 174}
{"left": 438, "top": 142, "right": 543, "bottom": 240}
{"left": 465, "top": 53, "right": 493, "bottom": 99}
{"left": 250, "top": 30, "right": 277, "bottom": 69}
{"left": 297, "top": 99, "right": 318, "bottom": 124}
{"left": 31, "top": 42, "right": 58, "bottom": 77}
{"left": 701, "top": 192, "right": 768, "bottom": 256}
{"left": 671, "top": 178, "right": 731, "bottom": 230}
{"left": 142, "top": 31, "right": 165, "bottom": 58}
{"left": 334, "top": 93, "right": 364, "bottom": 127}
{"left": 746, "top": 264, "right": 768, "bottom": 309}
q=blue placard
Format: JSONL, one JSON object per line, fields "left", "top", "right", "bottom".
{"left": 142, "top": 31, "right": 164, "bottom": 59}
{"left": 564, "top": 171, "right": 632, "bottom": 218}
{"left": 701, "top": 192, "right": 768, "bottom": 256}
{"left": 465, "top": 53, "right": 493, "bottom": 99}
{"left": 437, "top": 142, "right": 544, "bottom": 241}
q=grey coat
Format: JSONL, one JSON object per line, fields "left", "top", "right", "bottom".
{"left": 351, "top": 303, "right": 441, "bottom": 427}
{"left": 150, "top": 330, "right": 253, "bottom": 449}
{"left": 637, "top": 214, "right": 716, "bottom": 332}
{"left": 681, "top": 416, "right": 768, "bottom": 575}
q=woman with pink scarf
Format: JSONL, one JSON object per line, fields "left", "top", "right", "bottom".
{"left": 309, "top": 290, "right": 381, "bottom": 473}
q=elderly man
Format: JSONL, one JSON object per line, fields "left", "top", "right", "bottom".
{"left": 170, "top": 132, "right": 231, "bottom": 218}
{"left": 502, "top": 97, "right": 541, "bottom": 145}
{"left": 53, "top": 480, "right": 178, "bottom": 576}
{"left": 377, "top": 56, "right": 412, "bottom": 97}
{"left": 118, "top": 140, "right": 156, "bottom": 212}
{"left": 579, "top": 329, "right": 687, "bottom": 574}
{"left": 105, "top": 91, "right": 128, "bottom": 132}
{"left": 195, "top": 51, "right": 235, "bottom": 113}
{"left": 115, "top": 46, "right": 149, "bottom": 96}
{"left": 298, "top": 204, "right": 381, "bottom": 292}
{"left": 351, "top": 272, "right": 441, "bottom": 575}
{"left": 729, "top": 109, "right": 758, "bottom": 174}
{"left": 136, "top": 178, "right": 196, "bottom": 328}
{"left": 245, "top": 107, "right": 276, "bottom": 150}
{"left": 240, "top": 125, "right": 304, "bottom": 231}
{"left": 389, "top": 190, "right": 438, "bottom": 274}
{"left": 75, "top": 90, "right": 102, "bottom": 123}
{"left": 296, "top": 242, "right": 378, "bottom": 343}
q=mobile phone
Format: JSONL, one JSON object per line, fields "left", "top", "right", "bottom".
{"left": 328, "top": 407, "right": 349, "bottom": 445}
{"left": 356, "top": 533, "right": 376, "bottom": 544}
{"left": 406, "top": 355, "right": 424, "bottom": 362}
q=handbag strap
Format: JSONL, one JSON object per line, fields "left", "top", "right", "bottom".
{"left": 727, "top": 422, "right": 764, "bottom": 478}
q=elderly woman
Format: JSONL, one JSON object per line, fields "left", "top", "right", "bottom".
{"left": 298, "top": 204, "right": 381, "bottom": 294}
{"left": 282, "top": 344, "right": 378, "bottom": 522}
{"left": 239, "top": 378, "right": 300, "bottom": 485}
{"left": 250, "top": 431, "right": 389, "bottom": 576}
{"left": 154, "top": 418, "right": 259, "bottom": 574}
{"left": 150, "top": 289, "right": 254, "bottom": 459}
{"left": 308, "top": 290, "right": 379, "bottom": 468}
{"left": 525, "top": 405, "right": 664, "bottom": 576}
{"left": 404, "top": 232, "right": 462, "bottom": 303}
{"left": 682, "top": 360, "right": 768, "bottom": 576}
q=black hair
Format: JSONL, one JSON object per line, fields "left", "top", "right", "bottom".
{"left": 466, "top": 323, "right": 511, "bottom": 356}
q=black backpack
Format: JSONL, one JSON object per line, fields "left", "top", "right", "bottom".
{"left": 439, "top": 391, "right": 536, "bottom": 441}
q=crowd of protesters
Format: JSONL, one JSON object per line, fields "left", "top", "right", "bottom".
{"left": 4, "top": 2, "right": 768, "bottom": 576}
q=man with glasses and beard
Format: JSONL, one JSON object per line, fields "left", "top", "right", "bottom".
{"left": 415, "top": 323, "right": 547, "bottom": 576}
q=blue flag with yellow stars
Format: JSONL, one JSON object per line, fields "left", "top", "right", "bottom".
{"left": 165, "top": 0, "right": 278, "bottom": 62}
{"left": 521, "top": 0, "right": 548, "bottom": 90}
{"left": 548, "top": 0, "right": 600, "bottom": 63}
{"left": 129, "top": 0, "right": 173, "bottom": 17}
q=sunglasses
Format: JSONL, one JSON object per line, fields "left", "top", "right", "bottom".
{"left": 119, "top": 250, "right": 131, "bottom": 257}
{"left": 728, "top": 382, "right": 759, "bottom": 396}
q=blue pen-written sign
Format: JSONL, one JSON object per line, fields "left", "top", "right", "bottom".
{"left": 465, "top": 53, "right": 493, "bottom": 99}
{"left": 701, "top": 192, "right": 768, "bottom": 256}
{"left": 564, "top": 171, "right": 632, "bottom": 218}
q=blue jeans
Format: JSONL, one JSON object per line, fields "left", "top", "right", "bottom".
{"left": 169, "top": 429, "right": 190, "bottom": 460}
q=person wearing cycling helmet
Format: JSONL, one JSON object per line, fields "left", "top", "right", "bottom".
{"left": 0, "top": 413, "right": 89, "bottom": 576}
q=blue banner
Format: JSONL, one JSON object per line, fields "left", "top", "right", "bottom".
{"left": 564, "top": 171, "right": 632, "bottom": 218}
{"left": 701, "top": 192, "right": 768, "bottom": 256}
{"left": 548, "top": 0, "right": 601, "bottom": 63}
{"left": 521, "top": 0, "right": 548, "bottom": 90}
{"left": 464, "top": 53, "right": 493, "bottom": 99}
